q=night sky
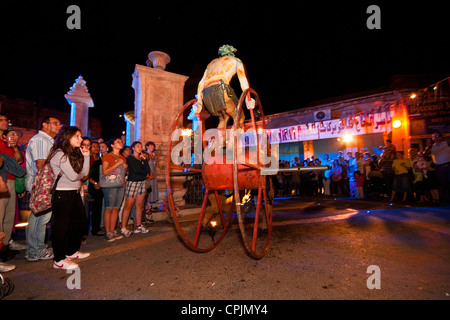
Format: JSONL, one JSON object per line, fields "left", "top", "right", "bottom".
{"left": 1, "top": 1, "right": 449, "bottom": 138}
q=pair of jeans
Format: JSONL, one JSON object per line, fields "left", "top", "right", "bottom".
{"left": 52, "top": 190, "right": 86, "bottom": 262}
{"left": 25, "top": 211, "right": 52, "bottom": 259}
{"left": 0, "top": 180, "right": 16, "bottom": 246}
{"left": 88, "top": 185, "right": 103, "bottom": 234}
{"left": 102, "top": 186, "right": 124, "bottom": 209}
{"left": 436, "top": 163, "right": 450, "bottom": 203}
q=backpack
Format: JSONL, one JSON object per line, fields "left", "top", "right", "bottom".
{"left": 29, "top": 160, "right": 62, "bottom": 216}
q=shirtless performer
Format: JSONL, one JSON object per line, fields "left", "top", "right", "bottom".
{"left": 194, "top": 44, "right": 254, "bottom": 139}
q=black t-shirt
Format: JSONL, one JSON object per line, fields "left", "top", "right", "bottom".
{"left": 126, "top": 155, "right": 150, "bottom": 181}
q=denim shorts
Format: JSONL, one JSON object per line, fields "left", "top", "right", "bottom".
{"left": 102, "top": 186, "right": 125, "bottom": 209}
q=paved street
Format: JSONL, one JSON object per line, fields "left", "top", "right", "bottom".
{"left": 2, "top": 196, "right": 449, "bottom": 306}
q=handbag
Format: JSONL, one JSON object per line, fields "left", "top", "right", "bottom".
{"left": 15, "top": 174, "right": 26, "bottom": 194}
{"left": 99, "top": 154, "right": 125, "bottom": 188}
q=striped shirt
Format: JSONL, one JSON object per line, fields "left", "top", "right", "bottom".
{"left": 25, "top": 130, "right": 54, "bottom": 192}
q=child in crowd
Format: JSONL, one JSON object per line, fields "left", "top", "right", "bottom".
{"left": 354, "top": 170, "right": 365, "bottom": 199}
{"left": 413, "top": 152, "right": 428, "bottom": 203}
{"left": 415, "top": 152, "right": 428, "bottom": 179}
{"left": 390, "top": 151, "right": 412, "bottom": 202}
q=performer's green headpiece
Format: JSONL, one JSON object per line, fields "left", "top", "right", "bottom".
{"left": 218, "top": 44, "right": 237, "bottom": 57}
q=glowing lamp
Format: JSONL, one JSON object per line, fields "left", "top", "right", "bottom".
{"left": 392, "top": 120, "right": 402, "bottom": 128}
{"left": 410, "top": 93, "right": 417, "bottom": 99}
{"left": 15, "top": 222, "right": 28, "bottom": 228}
{"left": 181, "top": 129, "right": 193, "bottom": 137}
{"left": 343, "top": 134, "right": 353, "bottom": 143}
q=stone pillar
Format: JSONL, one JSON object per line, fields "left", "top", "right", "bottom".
{"left": 65, "top": 76, "right": 94, "bottom": 136}
{"left": 131, "top": 52, "right": 189, "bottom": 208}
{"left": 123, "top": 111, "right": 135, "bottom": 146}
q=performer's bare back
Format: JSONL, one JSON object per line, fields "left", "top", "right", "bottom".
{"left": 199, "top": 56, "right": 249, "bottom": 89}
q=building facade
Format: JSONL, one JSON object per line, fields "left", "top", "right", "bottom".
{"left": 0, "top": 95, "right": 102, "bottom": 147}
{"left": 238, "top": 76, "right": 450, "bottom": 163}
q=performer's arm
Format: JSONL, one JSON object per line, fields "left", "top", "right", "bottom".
{"left": 195, "top": 69, "right": 209, "bottom": 113}
{"left": 236, "top": 59, "right": 255, "bottom": 109}
{"left": 236, "top": 58, "right": 250, "bottom": 92}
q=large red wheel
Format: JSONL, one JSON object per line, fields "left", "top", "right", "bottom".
{"left": 233, "top": 88, "right": 274, "bottom": 259}
{"left": 167, "top": 99, "right": 232, "bottom": 253}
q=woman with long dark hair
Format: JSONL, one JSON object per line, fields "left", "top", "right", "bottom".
{"left": 49, "top": 126, "right": 91, "bottom": 270}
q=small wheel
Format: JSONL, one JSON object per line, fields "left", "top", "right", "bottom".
{"left": 233, "top": 88, "right": 273, "bottom": 259}
{"left": 167, "top": 99, "right": 232, "bottom": 252}
{"left": 0, "top": 275, "right": 14, "bottom": 299}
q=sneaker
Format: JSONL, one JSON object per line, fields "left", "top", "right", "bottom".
{"left": 66, "top": 251, "right": 90, "bottom": 260}
{"left": 104, "top": 231, "right": 116, "bottom": 242}
{"left": 53, "top": 259, "right": 78, "bottom": 270}
{"left": 27, "top": 248, "right": 54, "bottom": 262}
{"left": 121, "top": 227, "right": 132, "bottom": 237}
{"left": 9, "top": 239, "right": 26, "bottom": 251}
{"left": 0, "top": 262, "right": 16, "bottom": 272}
{"left": 134, "top": 224, "right": 149, "bottom": 234}
{"left": 113, "top": 230, "right": 124, "bottom": 240}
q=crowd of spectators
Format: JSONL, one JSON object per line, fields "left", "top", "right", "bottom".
{"left": 0, "top": 113, "right": 160, "bottom": 273}
{"left": 272, "top": 136, "right": 450, "bottom": 205}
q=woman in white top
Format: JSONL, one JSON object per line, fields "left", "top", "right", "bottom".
{"left": 49, "top": 126, "right": 90, "bottom": 270}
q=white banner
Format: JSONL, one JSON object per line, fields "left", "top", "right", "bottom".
{"left": 259, "top": 111, "right": 395, "bottom": 145}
